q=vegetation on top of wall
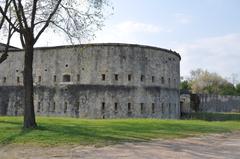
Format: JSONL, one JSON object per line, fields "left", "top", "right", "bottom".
{"left": 180, "top": 69, "right": 240, "bottom": 96}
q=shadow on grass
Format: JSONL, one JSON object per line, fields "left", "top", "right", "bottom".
{"left": 31, "top": 120, "right": 231, "bottom": 145}
{"left": 0, "top": 129, "right": 33, "bottom": 146}
{"left": 0, "top": 117, "right": 238, "bottom": 146}
{"left": 182, "top": 112, "right": 240, "bottom": 121}
{"left": 0, "top": 120, "right": 22, "bottom": 125}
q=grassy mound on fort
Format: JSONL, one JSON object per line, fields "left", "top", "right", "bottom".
{"left": 0, "top": 117, "right": 240, "bottom": 146}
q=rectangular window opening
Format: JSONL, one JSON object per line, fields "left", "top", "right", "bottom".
{"left": 64, "top": 102, "right": 68, "bottom": 113}
{"left": 54, "top": 75, "right": 57, "bottom": 82}
{"left": 115, "top": 74, "right": 118, "bottom": 81}
{"left": 152, "top": 76, "right": 155, "bottom": 83}
{"left": 169, "top": 103, "right": 171, "bottom": 114}
{"left": 63, "top": 74, "right": 71, "bottom": 82}
{"left": 37, "top": 102, "right": 41, "bottom": 112}
{"left": 161, "top": 77, "right": 164, "bottom": 84}
{"left": 53, "top": 102, "right": 56, "bottom": 112}
{"left": 17, "top": 76, "right": 20, "bottom": 83}
{"left": 152, "top": 103, "right": 155, "bottom": 114}
{"left": 77, "top": 74, "right": 80, "bottom": 82}
{"left": 3, "top": 77, "right": 6, "bottom": 83}
{"left": 128, "top": 103, "right": 131, "bottom": 112}
{"left": 141, "top": 75, "right": 145, "bottom": 82}
{"left": 162, "top": 103, "right": 164, "bottom": 114}
{"left": 102, "top": 102, "right": 105, "bottom": 113}
{"left": 128, "top": 74, "right": 132, "bottom": 81}
{"left": 102, "top": 74, "right": 106, "bottom": 81}
{"left": 38, "top": 76, "right": 42, "bottom": 82}
{"left": 141, "top": 103, "right": 144, "bottom": 114}
{"left": 114, "top": 103, "right": 118, "bottom": 112}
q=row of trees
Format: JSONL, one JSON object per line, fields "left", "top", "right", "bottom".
{"left": 180, "top": 69, "right": 240, "bottom": 96}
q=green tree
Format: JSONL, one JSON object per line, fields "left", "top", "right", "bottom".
{"left": 219, "top": 83, "right": 237, "bottom": 96}
{"left": 189, "top": 69, "right": 235, "bottom": 95}
{"left": 236, "top": 83, "right": 240, "bottom": 95}
{"left": 180, "top": 80, "right": 191, "bottom": 91}
{"left": 0, "top": 0, "right": 110, "bottom": 128}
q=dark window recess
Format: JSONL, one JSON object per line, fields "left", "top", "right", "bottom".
{"left": 47, "top": 102, "right": 50, "bottom": 112}
{"left": 141, "top": 75, "right": 145, "bottom": 82}
{"left": 140, "top": 103, "right": 144, "bottom": 114}
{"left": 161, "top": 77, "right": 164, "bottom": 84}
{"left": 152, "top": 103, "right": 155, "bottom": 114}
{"left": 53, "top": 102, "right": 56, "bottom": 112}
{"left": 54, "top": 75, "right": 57, "bottom": 82}
{"left": 114, "top": 74, "right": 118, "bottom": 81}
{"left": 128, "top": 103, "right": 131, "bottom": 112}
{"left": 114, "top": 103, "right": 118, "bottom": 112}
{"left": 65, "top": 64, "right": 68, "bottom": 67}
{"left": 174, "top": 103, "right": 177, "bottom": 113}
{"left": 37, "top": 102, "right": 41, "bottom": 112}
{"left": 17, "top": 76, "right": 20, "bottom": 83}
{"left": 102, "top": 74, "right": 106, "bottom": 81}
{"left": 38, "top": 76, "right": 42, "bottom": 82}
{"left": 152, "top": 76, "right": 155, "bottom": 83}
{"left": 77, "top": 74, "right": 80, "bottom": 81}
{"left": 162, "top": 103, "right": 164, "bottom": 114}
{"left": 168, "top": 78, "right": 171, "bottom": 86}
{"left": 102, "top": 102, "right": 105, "bottom": 113}
{"left": 76, "top": 101, "right": 80, "bottom": 111}
{"left": 45, "top": 69, "right": 47, "bottom": 72}
{"left": 64, "top": 102, "right": 68, "bottom": 113}
{"left": 128, "top": 74, "right": 132, "bottom": 81}
{"left": 3, "top": 77, "right": 6, "bottom": 83}
{"left": 63, "top": 74, "right": 71, "bottom": 82}
{"left": 16, "top": 70, "right": 19, "bottom": 72}
{"left": 169, "top": 103, "right": 171, "bottom": 114}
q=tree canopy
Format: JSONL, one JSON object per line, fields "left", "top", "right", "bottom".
{"left": 181, "top": 69, "right": 240, "bottom": 96}
{"left": 0, "top": 0, "right": 111, "bottom": 128}
{"left": 0, "top": 0, "right": 110, "bottom": 47}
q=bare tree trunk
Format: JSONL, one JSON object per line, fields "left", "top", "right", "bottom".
{"left": 23, "top": 35, "right": 37, "bottom": 128}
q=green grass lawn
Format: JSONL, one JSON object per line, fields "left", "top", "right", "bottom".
{"left": 182, "top": 112, "right": 240, "bottom": 121}
{"left": 0, "top": 116, "right": 240, "bottom": 146}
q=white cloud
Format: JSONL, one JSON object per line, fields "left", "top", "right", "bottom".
{"left": 115, "top": 21, "right": 162, "bottom": 33}
{"left": 175, "top": 34, "right": 240, "bottom": 82}
{"left": 93, "top": 20, "right": 171, "bottom": 44}
{"left": 175, "top": 13, "right": 192, "bottom": 24}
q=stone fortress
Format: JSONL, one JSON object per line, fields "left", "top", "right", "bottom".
{"left": 0, "top": 43, "right": 181, "bottom": 119}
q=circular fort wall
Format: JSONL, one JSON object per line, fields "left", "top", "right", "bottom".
{"left": 0, "top": 43, "right": 181, "bottom": 119}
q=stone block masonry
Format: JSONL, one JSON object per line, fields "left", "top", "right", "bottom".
{"left": 198, "top": 94, "right": 240, "bottom": 113}
{"left": 0, "top": 43, "right": 181, "bottom": 119}
{"left": 180, "top": 93, "right": 240, "bottom": 113}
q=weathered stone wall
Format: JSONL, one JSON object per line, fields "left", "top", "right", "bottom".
{"left": 180, "top": 93, "right": 240, "bottom": 113}
{"left": 180, "top": 94, "right": 191, "bottom": 114}
{"left": 0, "top": 43, "right": 181, "bottom": 119}
{"left": 198, "top": 94, "right": 240, "bottom": 113}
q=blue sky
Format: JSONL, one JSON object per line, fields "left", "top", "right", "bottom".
{"left": 92, "top": 0, "right": 240, "bottom": 82}
{"left": 3, "top": 0, "right": 240, "bottom": 82}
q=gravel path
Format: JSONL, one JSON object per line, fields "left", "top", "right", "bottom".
{"left": 1, "top": 132, "right": 240, "bottom": 159}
